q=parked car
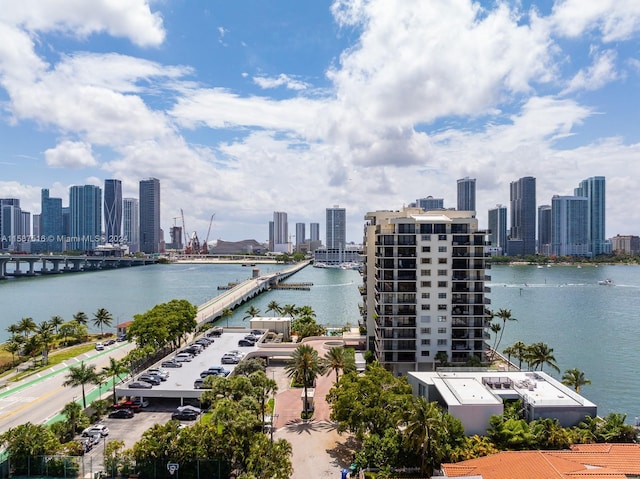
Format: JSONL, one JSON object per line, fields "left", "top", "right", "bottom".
{"left": 108, "top": 408, "right": 134, "bottom": 419}
{"left": 137, "top": 374, "right": 160, "bottom": 385}
{"left": 171, "top": 410, "right": 199, "bottom": 421}
{"left": 112, "top": 399, "right": 146, "bottom": 412}
{"left": 227, "top": 350, "right": 245, "bottom": 358}
{"left": 193, "top": 378, "right": 212, "bottom": 389}
{"left": 161, "top": 359, "right": 183, "bottom": 368}
{"left": 250, "top": 329, "right": 264, "bottom": 336}
{"left": 182, "top": 345, "right": 202, "bottom": 355}
{"left": 244, "top": 334, "right": 258, "bottom": 342}
{"left": 238, "top": 339, "right": 255, "bottom": 347}
{"left": 174, "top": 353, "right": 194, "bottom": 362}
{"left": 142, "top": 371, "right": 165, "bottom": 382}
{"left": 90, "top": 434, "right": 101, "bottom": 445}
{"left": 195, "top": 338, "right": 213, "bottom": 347}
{"left": 221, "top": 354, "right": 240, "bottom": 364}
{"left": 207, "top": 327, "right": 223, "bottom": 337}
{"left": 95, "top": 342, "right": 104, "bottom": 351}
{"left": 104, "top": 339, "right": 115, "bottom": 346}
{"left": 116, "top": 334, "right": 127, "bottom": 342}
{"left": 128, "top": 381, "right": 153, "bottom": 389}
{"left": 200, "top": 366, "right": 230, "bottom": 378}
{"left": 82, "top": 425, "right": 109, "bottom": 437}
{"left": 147, "top": 368, "right": 169, "bottom": 380}
{"left": 131, "top": 398, "right": 149, "bottom": 408}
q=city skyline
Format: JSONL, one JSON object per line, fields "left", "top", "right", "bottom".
{"left": 1, "top": 3, "right": 639, "bottom": 242}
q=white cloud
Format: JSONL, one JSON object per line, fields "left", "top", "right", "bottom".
{"left": 45, "top": 140, "right": 97, "bottom": 168}
{"left": 253, "top": 73, "right": 309, "bottom": 91}
{"left": 0, "top": 0, "right": 165, "bottom": 47}
{"left": 551, "top": 0, "right": 640, "bottom": 42}
{"left": 563, "top": 49, "right": 619, "bottom": 94}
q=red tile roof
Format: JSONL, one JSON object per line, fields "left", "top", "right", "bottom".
{"left": 442, "top": 444, "right": 640, "bottom": 479}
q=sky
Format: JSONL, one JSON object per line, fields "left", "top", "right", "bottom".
{"left": 1, "top": 0, "right": 639, "bottom": 244}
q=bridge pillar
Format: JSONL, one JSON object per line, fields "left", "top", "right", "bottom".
{"left": 0, "top": 258, "right": 8, "bottom": 279}
{"left": 25, "top": 259, "right": 37, "bottom": 275}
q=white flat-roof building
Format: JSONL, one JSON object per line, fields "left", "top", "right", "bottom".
{"left": 408, "top": 370, "right": 597, "bottom": 436}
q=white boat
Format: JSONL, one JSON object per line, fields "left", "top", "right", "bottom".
{"left": 598, "top": 279, "right": 614, "bottom": 286}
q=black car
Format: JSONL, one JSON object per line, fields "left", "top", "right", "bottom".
{"left": 128, "top": 381, "right": 153, "bottom": 389}
{"left": 138, "top": 374, "right": 160, "bottom": 385}
{"left": 238, "top": 339, "right": 255, "bottom": 347}
{"left": 108, "top": 408, "right": 134, "bottom": 419}
{"left": 207, "top": 327, "right": 223, "bottom": 337}
{"left": 172, "top": 410, "right": 199, "bottom": 421}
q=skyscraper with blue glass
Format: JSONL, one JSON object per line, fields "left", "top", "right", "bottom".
{"left": 69, "top": 185, "right": 102, "bottom": 251}
{"left": 104, "top": 179, "right": 122, "bottom": 244}
{"left": 574, "top": 176, "right": 606, "bottom": 257}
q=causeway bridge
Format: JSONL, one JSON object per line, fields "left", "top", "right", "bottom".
{"left": 196, "top": 261, "right": 311, "bottom": 324}
{"left": 0, "top": 254, "right": 157, "bottom": 279}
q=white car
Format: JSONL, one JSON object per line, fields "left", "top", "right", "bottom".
{"left": 147, "top": 368, "right": 169, "bottom": 380}
{"left": 82, "top": 424, "right": 109, "bottom": 437}
{"left": 95, "top": 342, "right": 104, "bottom": 351}
{"left": 175, "top": 353, "right": 193, "bottom": 362}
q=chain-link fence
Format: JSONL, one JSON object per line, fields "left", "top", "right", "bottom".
{"left": 0, "top": 455, "right": 230, "bottom": 479}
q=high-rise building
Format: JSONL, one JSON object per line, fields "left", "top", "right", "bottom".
{"left": 32, "top": 214, "right": 40, "bottom": 237}
{"left": 575, "top": 176, "right": 606, "bottom": 256}
{"left": 272, "top": 211, "right": 289, "bottom": 253}
{"left": 362, "top": 207, "right": 491, "bottom": 375}
{"left": 69, "top": 185, "right": 102, "bottom": 251}
{"left": 123, "top": 198, "right": 139, "bottom": 253}
{"left": 104, "top": 179, "right": 122, "bottom": 244}
{"left": 538, "top": 205, "right": 552, "bottom": 256}
{"left": 0, "top": 199, "right": 24, "bottom": 251}
{"left": 457, "top": 177, "right": 476, "bottom": 211}
{"left": 309, "top": 223, "right": 320, "bottom": 242}
{"left": 40, "top": 189, "right": 63, "bottom": 252}
{"left": 551, "top": 195, "right": 589, "bottom": 257}
{"left": 508, "top": 176, "right": 536, "bottom": 256}
{"left": 295, "top": 222, "right": 306, "bottom": 246}
{"left": 488, "top": 205, "right": 507, "bottom": 253}
{"left": 139, "top": 178, "right": 161, "bottom": 254}
{"left": 326, "top": 205, "right": 346, "bottom": 250}
{"left": 611, "top": 235, "right": 640, "bottom": 255}
{"left": 415, "top": 196, "right": 444, "bottom": 211}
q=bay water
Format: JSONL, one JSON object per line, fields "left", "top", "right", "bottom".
{"left": 0, "top": 261, "right": 637, "bottom": 418}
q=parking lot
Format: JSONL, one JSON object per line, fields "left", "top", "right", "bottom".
{"left": 114, "top": 328, "right": 260, "bottom": 401}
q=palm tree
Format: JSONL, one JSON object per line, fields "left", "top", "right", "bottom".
{"left": 17, "top": 317, "right": 36, "bottom": 339}
{"left": 266, "top": 301, "right": 281, "bottom": 317}
{"left": 494, "top": 308, "right": 517, "bottom": 353}
{"left": 527, "top": 342, "right": 560, "bottom": 372}
{"left": 50, "top": 315, "right": 64, "bottom": 334}
{"left": 6, "top": 323, "right": 21, "bottom": 338}
{"left": 489, "top": 323, "right": 501, "bottom": 357}
{"left": 402, "top": 397, "right": 448, "bottom": 476}
{"left": 3, "top": 337, "right": 23, "bottom": 367}
{"left": 321, "top": 346, "right": 355, "bottom": 383}
{"left": 36, "top": 321, "right": 55, "bottom": 364}
{"left": 93, "top": 308, "right": 113, "bottom": 337}
{"left": 295, "top": 305, "right": 316, "bottom": 319}
{"left": 285, "top": 344, "right": 325, "bottom": 418}
{"left": 73, "top": 311, "right": 88, "bottom": 325}
{"left": 281, "top": 304, "right": 297, "bottom": 317}
{"left": 63, "top": 361, "right": 100, "bottom": 408}
{"left": 221, "top": 307, "right": 233, "bottom": 328}
{"left": 243, "top": 306, "right": 261, "bottom": 321}
{"left": 561, "top": 368, "right": 591, "bottom": 393}
{"left": 61, "top": 401, "right": 84, "bottom": 437}
{"left": 102, "top": 357, "right": 129, "bottom": 404}
{"left": 510, "top": 341, "right": 528, "bottom": 370}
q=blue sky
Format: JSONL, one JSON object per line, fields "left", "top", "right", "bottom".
{"left": 1, "top": 0, "right": 639, "bottom": 243}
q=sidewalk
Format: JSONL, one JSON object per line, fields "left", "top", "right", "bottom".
{"left": 269, "top": 339, "right": 357, "bottom": 479}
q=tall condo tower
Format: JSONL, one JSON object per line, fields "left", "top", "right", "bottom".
{"left": 104, "top": 179, "right": 122, "bottom": 244}
{"left": 326, "top": 205, "right": 346, "bottom": 250}
{"left": 272, "top": 211, "right": 289, "bottom": 253}
{"left": 69, "top": 185, "right": 102, "bottom": 251}
{"left": 416, "top": 196, "right": 444, "bottom": 211}
{"left": 538, "top": 205, "right": 552, "bottom": 256}
{"left": 551, "top": 196, "right": 589, "bottom": 257}
{"left": 508, "top": 176, "right": 536, "bottom": 256}
{"left": 123, "top": 198, "right": 139, "bottom": 253}
{"left": 488, "top": 205, "right": 507, "bottom": 253}
{"left": 40, "top": 189, "right": 63, "bottom": 252}
{"left": 295, "top": 223, "right": 306, "bottom": 246}
{"left": 309, "top": 223, "right": 320, "bottom": 242}
{"left": 0, "top": 199, "right": 24, "bottom": 251}
{"left": 457, "top": 177, "right": 476, "bottom": 211}
{"left": 139, "top": 178, "right": 161, "bottom": 254}
{"left": 574, "top": 176, "right": 606, "bottom": 257}
{"left": 362, "top": 207, "right": 491, "bottom": 375}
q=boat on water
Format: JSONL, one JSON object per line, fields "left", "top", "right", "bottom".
{"left": 313, "top": 261, "right": 361, "bottom": 270}
{"left": 598, "top": 279, "right": 614, "bottom": 286}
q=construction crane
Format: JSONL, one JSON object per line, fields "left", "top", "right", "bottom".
{"left": 201, "top": 213, "right": 215, "bottom": 254}
{"left": 180, "top": 209, "right": 191, "bottom": 254}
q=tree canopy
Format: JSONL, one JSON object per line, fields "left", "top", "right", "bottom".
{"left": 127, "top": 299, "right": 197, "bottom": 349}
